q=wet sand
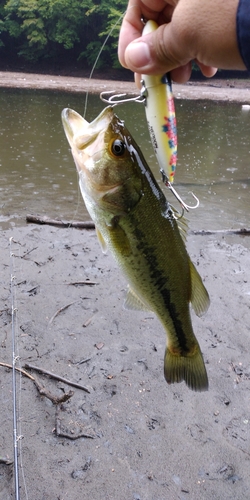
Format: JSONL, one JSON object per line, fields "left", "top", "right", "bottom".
{"left": 0, "top": 73, "right": 250, "bottom": 499}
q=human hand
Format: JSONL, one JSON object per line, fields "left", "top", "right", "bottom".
{"left": 118, "top": 0, "right": 246, "bottom": 84}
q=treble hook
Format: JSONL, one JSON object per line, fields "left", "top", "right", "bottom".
{"left": 160, "top": 169, "right": 199, "bottom": 213}
{"left": 100, "top": 90, "right": 145, "bottom": 106}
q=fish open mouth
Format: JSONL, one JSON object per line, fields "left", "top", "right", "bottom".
{"left": 61, "top": 106, "right": 114, "bottom": 150}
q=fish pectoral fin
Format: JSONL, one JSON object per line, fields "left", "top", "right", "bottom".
{"left": 101, "top": 178, "right": 142, "bottom": 213}
{"left": 164, "top": 344, "right": 208, "bottom": 392}
{"left": 189, "top": 259, "right": 210, "bottom": 317}
{"left": 107, "top": 221, "right": 132, "bottom": 256}
{"left": 96, "top": 223, "right": 131, "bottom": 257}
{"left": 124, "top": 286, "right": 151, "bottom": 311}
{"left": 96, "top": 227, "right": 108, "bottom": 254}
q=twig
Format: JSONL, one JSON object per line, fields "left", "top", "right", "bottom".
{"left": 24, "top": 363, "right": 91, "bottom": 393}
{"left": 32, "top": 380, "right": 74, "bottom": 404}
{"left": 67, "top": 281, "right": 98, "bottom": 286}
{"left": 26, "top": 214, "right": 250, "bottom": 235}
{"left": 0, "top": 361, "right": 35, "bottom": 380}
{"left": 83, "top": 315, "right": 95, "bottom": 327}
{"left": 21, "top": 246, "right": 38, "bottom": 259}
{"left": 26, "top": 214, "right": 95, "bottom": 229}
{"left": 73, "top": 357, "right": 91, "bottom": 366}
{"left": 48, "top": 301, "right": 76, "bottom": 325}
{"left": 36, "top": 385, "right": 74, "bottom": 404}
{"left": 0, "top": 456, "right": 13, "bottom": 465}
{"left": 191, "top": 228, "right": 250, "bottom": 235}
{"left": 0, "top": 362, "right": 74, "bottom": 404}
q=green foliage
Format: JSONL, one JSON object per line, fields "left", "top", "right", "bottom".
{"left": 0, "top": 0, "right": 127, "bottom": 67}
{"left": 4, "top": 0, "right": 92, "bottom": 60}
{"left": 89, "top": 1, "right": 126, "bottom": 68}
{"left": 0, "top": 0, "right": 7, "bottom": 47}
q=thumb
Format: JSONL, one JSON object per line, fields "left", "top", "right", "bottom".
{"left": 124, "top": 23, "right": 191, "bottom": 75}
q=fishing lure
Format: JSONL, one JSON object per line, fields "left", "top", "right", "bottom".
{"left": 141, "top": 20, "right": 177, "bottom": 184}
{"left": 141, "top": 21, "right": 199, "bottom": 211}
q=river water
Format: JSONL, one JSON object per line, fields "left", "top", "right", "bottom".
{"left": 0, "top": 88, "right": 249, "bottom": 235}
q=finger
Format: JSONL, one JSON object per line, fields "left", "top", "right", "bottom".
{"left": 196, "top": 61, "right": 218, "bottom": 78}
{"left": 171, "top": 62, "right": 217, "bottom": 83}
{"left": 118, "top": 0, "right": 159, "bottom": 68}
{"left": 124, "top": 23, "right": 191, "bottom": 75}
{"left": 118, "top": 17, "right": 144, "bottom": 68}
{"left": 118, "top": 0, "right": 175, "bottom": 68}
{"left": 170, "top": 63, "right": 192, "bottom": 83}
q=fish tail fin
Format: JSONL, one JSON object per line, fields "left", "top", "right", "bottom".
{"left": 164, "top": 346, "right": 208, "bottom": 392}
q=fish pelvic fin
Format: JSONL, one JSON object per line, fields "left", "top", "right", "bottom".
{"left": 164, "top": 345, "right": 208, "bottom": 392}
{"left": 96, "top": 227, "right": 108, "bottom": 254}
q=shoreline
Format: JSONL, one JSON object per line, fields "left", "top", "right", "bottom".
{"left": 0, "top": 70, "right": 249, "bottom": 102}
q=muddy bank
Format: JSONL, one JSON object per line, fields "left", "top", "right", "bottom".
{"left": 1, "top": 223, "right": 250, "bottom": 499}
{"left": 0, "top": 71, "right": 250, "bottom": 102}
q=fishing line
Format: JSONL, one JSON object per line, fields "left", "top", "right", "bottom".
{"left": 83, "top": 10, "right": 126, "bottom": 119}
{"left": 76, "top": 7, "right": 142, "bottom": 221}
{"left": 71, "top": 10, "right": 126, "bottom": 221}
{"left": 67, "top": 13, "right": 127, "bottom": 221}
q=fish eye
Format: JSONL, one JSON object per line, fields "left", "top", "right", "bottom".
{"left": 110, "top": 139, "right": 126, "bottom": 157}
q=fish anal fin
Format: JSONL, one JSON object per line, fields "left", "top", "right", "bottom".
{"left": 164, "top": 345, "right": 208, "bottom": 392}
{"left": 96, "top": 227, "right": 107, "bottom": 254}
{"left": 124, "top": 286, "right": 151, "bottom": 312}
{"left": 189, "top": 259, "right": 210, "bottom": 317}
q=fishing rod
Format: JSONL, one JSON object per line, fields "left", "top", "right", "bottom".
{"left": 9, "top": 236, "right": 20, "bottom": 500}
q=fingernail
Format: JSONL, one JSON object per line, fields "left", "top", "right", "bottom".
{"left": 125, "top": 41, "right": 151, "bottom": 69}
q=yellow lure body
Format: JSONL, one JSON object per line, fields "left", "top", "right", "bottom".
{"left": 142, "top": 20, "right": 177, "bottom": 183}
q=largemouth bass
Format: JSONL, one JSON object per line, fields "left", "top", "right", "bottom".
{"left": 62, "top": 106, "right": 210, "bottom": 391}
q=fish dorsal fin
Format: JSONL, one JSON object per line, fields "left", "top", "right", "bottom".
{"left": 96, "top": 227, "right": 107, "bottom": 254}
{"left": 177, "top": 214, "right": 189, "bottom": 243}
{"left": 189, "top": 259, "right": 210, "bottom": 317}
{"left": 124, "top": 286, "right": 151, "bottom": 311}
